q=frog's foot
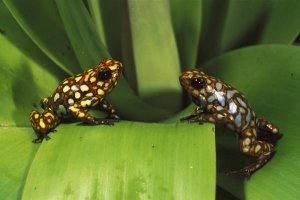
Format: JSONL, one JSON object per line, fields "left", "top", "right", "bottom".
{"left": 32, "top": 133, "right": 51, "bottom": 143}
{"left": 30, "top": 109, "right": 59, "bottom": 143}
{"left": 256, "top": 118, "right": 282, "bottom": 143}
{"left": 227, "top": 151, "right": 276, "bottom": 178}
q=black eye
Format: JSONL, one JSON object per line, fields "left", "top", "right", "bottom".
{"left": 98, "top": 68, "right": 112, "bottom": 80}
{"left": 191, "top": 77, "right": 206, "bottom": 89}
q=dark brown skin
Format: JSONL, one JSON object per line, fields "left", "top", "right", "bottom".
{"left": 30, "top": 59, "right": 122, "bottom": 143}
{"left": 180, "top": 69, "right": 282, "bottom": 177}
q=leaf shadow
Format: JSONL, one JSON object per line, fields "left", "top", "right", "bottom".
{"left": 11, "top": 61, "right": 40, "bottom": 126}
{"left": 215, "top": 125, "right": 247, "bottom": 199}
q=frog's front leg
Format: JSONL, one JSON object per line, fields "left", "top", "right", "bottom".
{"left": 228, "top": 127, "right": 275, "bottom": 177}
{"left": 98, "top": 98, "right": 120, "bottom": 120}
{"left": 256, "top": 118, "right": 283, "bottom": 143}
{"left": 180, "top": 107, "right": 205, "bottom": 122}
{"left": 68, "top": 97, "right": 116, "bottom": 125}
{"left": 30, "top": 108, "right": 60, "bottom": 143}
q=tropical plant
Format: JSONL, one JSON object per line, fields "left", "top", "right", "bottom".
{"left": 0, "top": 0, "right": 299, "bottom": 199}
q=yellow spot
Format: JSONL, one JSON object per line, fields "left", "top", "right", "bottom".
{"left": 245, "top": 131, "right": 252, "bottom": 136}
{"left": 86, "top": 93, "right": 93, "bottom": 97}
{"left": 47, "top": 119, "right": 51, "bottom": 123}
{"left": 63, "top": 80, "right": 68, "bottom": 84}
{"left": 90, "top": 77, "right": 96, "bottom": 83}
{"left": 63, "top": 85, "right": 70, "bottom": 93}
{"left": 103, "top": 104, "right": 107, "bottom": 108}
{"left": 104, "top": 83, "right": 109, "bottom": 87}
{"left": 75, "top": 76, "right": 82, "bottom": 82}
{"left": 244, "top": 138, "right": 251, "bottom": 145}
{"left": 44, "top": 113, "right": 54, "bottom": 119}
{"left": 70, "top": 107, "right": 79, "bottom": 112}
{"left": 78, "top": 112, "right": 85, "bottom": 118}
{"left": 97, "top": 81, "right": 104, "bottom": 86}
{"left": 97, "top": 89, "right": 105, "bottom": 95}
{"left": 75, "top": 92, "right": 81, "bottom": 99}
{"left": 39, "top": 119, "right": 46, "bottom": 128}
{"left": 34, "top": 114, "right": 39, "bottom": 119}
{"left": 255, "top": 145, "right": 261, "bottom": 153}
{"left": 109, "top": 64, "right": 118, "bottom": 70}
{"left": 80, "top": 85, "right": 89, "bottom": 92}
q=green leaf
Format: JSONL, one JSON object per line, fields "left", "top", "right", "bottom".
{"left": 198, "top": 0, "right": 300, "bottom": 64}
{"left": 0, "top": 2, "right": 67, "bottom": 78}
{"left": 87, "top": 0, "right": 124, "bottom": 60}
{"left": 126, "top": 0, "right": 182, "bottom": 113}
{"left": 55, "top": 0, "right": 109, "bottom": 68}
{"left": 3, "top": 0, "right": 81, "bottom": 74}
{"left": 0, "top": 128, "right": 39, "bottom": 199}
{"left": 0, "top": 35, "right": 60, "bottom": 126}
{"left": 202, "top": 45, "right": 300, "bottom": 199}
{"left": 170, "top": 0, "right": 202, "bottom": 70}
{"left": 22, "top": 122, "right": 216, "bottom": 199}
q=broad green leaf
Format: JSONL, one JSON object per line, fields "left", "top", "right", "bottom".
{"left": 126, "top": 0, "right": 182, "bottom": 113}
{"left": 3, "top": 0, "right": 81, "bottom": 74}
{"left": 55, "top": 0, "right": 171, "bottom": 121}
{"left": 198, "top": 0, "right": 300, "bottom": 64}
{"left": 55, "top": 0, "right": 109, "bottom": 68}
{"left": 0, "top": 35, "right": 60, "bottom": 126}
{"left": 87, "top": 0, "right": 124, "bottom": 60}
{"left": 202, "top": 45, "right": 300, "bottom": 199}
{"left": 0, "top": 127, "right": 39, "bottom": 199}
{"left": 0, "top": 2, "right": 67, "bottom": 78}
{"left": 170, "top": 0, "right": 202, "bottom": 70}
{"left": 22, "top": 122, "right": 215, "bottom": 200}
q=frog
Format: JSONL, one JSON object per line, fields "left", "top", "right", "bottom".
{"left": 179, "top": 69, "right": 282, "bottom": 177}
{"left": 30, "top": 59, "right": 122, "bottom": 143}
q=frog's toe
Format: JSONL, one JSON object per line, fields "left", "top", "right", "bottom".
{"left": 226, "top": 168, "right": 252, "bottom": 179}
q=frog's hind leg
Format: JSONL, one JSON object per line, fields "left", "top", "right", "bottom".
{"left": 30, "top": 109, "right": 59, "bottom": 143}
{"left": 256, "top": 118, "right": 283, "bottom": 144}
{"left": 228, "top": 127, "right": 276, "bottom": 177}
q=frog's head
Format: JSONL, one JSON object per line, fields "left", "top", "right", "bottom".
{"left": 179, "top": 69, "right": 215, "bottom": 108}
{"left": 95, "top": 59, "right": 123, "bottom": 93}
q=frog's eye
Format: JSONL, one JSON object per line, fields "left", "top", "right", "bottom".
{"left": 98, "top": 68, "right": 112, "bottom": 80}
{"left": 191, "top": 77, "right": 206, "bottom": 89}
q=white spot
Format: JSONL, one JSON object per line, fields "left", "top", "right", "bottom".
{"left": 216, "top": 82, "right": 222, "bottom": 91}
{"left": 228, "top": 101, "right": 238, "bottom": 114}
{"left": 245, "top": 109, "right": 252, "bottom": 127}
{"left": 68, "top": 98, "right": 74, "bottom": 105}
{"left": 86, "top": 92, "right": 93, "bottom": 97}
{"left": 63, "top": 85, "right": 70, "bottom": 93}
{"left": 244, "top": 138, "right": 251, "bottom": 145}
{"left": 208, "top": 95, "right": 215, "bottom": 102}
{"left": 273, "top": 128, "right": 278, "bottom": 133}
{"left": 237, "top": 97, "right": 247, "bottom": 108}
{"left": 206, "top": 85, "right": 212, "bottom": 93}
{"left": 214, "top": 91, "right": 225, "bottom": 106}
{"left": 235, "top": 113, "right": 242, "bottom": 127}
{"left": 255, "top": 145, "right": 261, "bottom": 153}
{"left": 227, "top": 90, "right": 237, "bottom": 99}
{"left": 71, "top": 85, "right": 79, "bottom": 91}
{"left": 53, "top": 93, "right": 60, "bottom": 102}
{"left": 80, "top": 85, "right": 89, "bottom": 92}
{"left": 216, "top": 106, "right": 223, "bottom": 111}
{"left": 217, "top": 114, "right": 223, "bottom": 119}
{"left": 75, "top": 92, "right": 81, "bottom": 99}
